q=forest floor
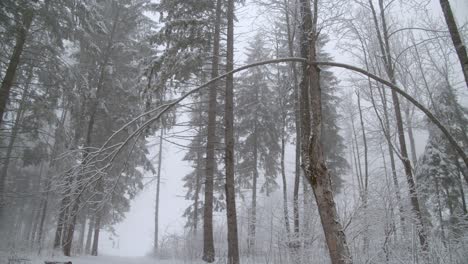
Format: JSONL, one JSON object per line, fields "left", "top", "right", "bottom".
{"left": 0, "top": 254, "right": 206, "bottom": 264}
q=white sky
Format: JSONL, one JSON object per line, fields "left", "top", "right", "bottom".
{"left": 99, "top": 0, "right": 468, "bottom": 256}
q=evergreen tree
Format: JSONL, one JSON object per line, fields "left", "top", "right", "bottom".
{"left": 235, "top": 34, "right": 281, "bottom": 252}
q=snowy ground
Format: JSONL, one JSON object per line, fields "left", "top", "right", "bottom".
{"left": 1, "top": 254, "right": 207, "bottom": 264}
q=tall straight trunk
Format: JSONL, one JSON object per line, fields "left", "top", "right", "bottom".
{"left": 280, "top": 131, "right": 291, "bottom": 235}
{"left": 299, "top": 0, "right": 352, "bottom": 263}
{"left": 0, "top": 7, "right": 33, "bottom": 127}
{"left": 434, "top": 177, "right": 447, "bottom": 244}
{"left": 439, "top": 0, "right": 468, "bottom": 89}
{"left": 192, "top": 142, "right": 202, "bottom": 234}
{"left": 404, "top": 107, "right": 418, "bottom": 166}
{"left": 91, "top": 210, "right": 102, "bottom": 256}
{"left": 225, "top": 0, "right": 240, "bottom": 263}
{"left": 369, "top": 0, "right": 428, "bottom": 251}
{"left": 154, "top": 127, "right": 163, "bottom": 254}
{"left": 0, "top": 64, "right": 33, "bottom": 219}
{"left": 282, "top": 0, "right": 301, "bottom": 236}
{"left": 62, "top": 8, "right": 121, "bottom": 256}
{"left": 356, "top": 92, "right": 368, "bottom": 194}
{"left": 29, "top": 207, "right": 41, "bottom": 249}
{"left": 77, "top": 214, "right": 87, "bottom": 254}
{"left": 91, "top": 176, "right": 104, "bottom": 257}
{"left": 248, "top": 112, "right": 258, "bottom": 253}
{"left": 356, "top": 91, "right": 369, "bottom": 252}
{"left": 37, "top": 195, "right": 48, "bottom": 253}
{"left": 371, "top": 80, "right": 406, "bottom": 232}
{"left": 274, "top": 29, "right": 291, "bottom": 237}
{"left": 85, "top": 216, "right": 94, "bottom": 254}
{"left": 202, "top": 0, "right": 222, "bottom": 262}
{"left": 54, "top": 174, "right": 72, "bottom": 249}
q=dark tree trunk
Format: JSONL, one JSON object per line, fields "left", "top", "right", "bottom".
{"left": 192, "top": 140, "right": 202, "bottom": 234}
{"left": 225, "top": 0, "right": 240, "bottom": 263}
{"left": 202, "top": 0, "right": 222, "bottom": 262}
{"left": 368, "top": 0, "right": 428, "bottom": 251}
{"left": 62, "top": 8, "right": 120, "bottom": 255}
{"left": 299, "top": 0, "right": 352, "bottom": 263}
{"left": 439, "top": 0, "right": 468, "bottom": 89}
{"left": 0, "top": 8, "right": 33, "bottom": 127}
{"left": 91, "top": 211, "right": 102, "bottom": 256}
{"left": 0, "top": 65, "right": 33, "bottom": 219}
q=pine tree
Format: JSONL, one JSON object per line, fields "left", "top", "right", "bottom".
{"left": 235, "top": 33, "right": 281, "bottom": 252}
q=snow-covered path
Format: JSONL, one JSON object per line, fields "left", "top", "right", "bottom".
{"left": 60, "top": 255, "right": 159, "bottom": 264}
{"left": 2, "top": 255, "right": 203, "bottom": 264}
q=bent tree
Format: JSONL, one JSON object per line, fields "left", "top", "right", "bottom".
{"left": 89, "top": 54, "right": 466, "bottom": 264}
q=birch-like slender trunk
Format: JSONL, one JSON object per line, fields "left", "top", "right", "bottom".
{"left": 154, "top": 127, "right": 163, "bottom": 255}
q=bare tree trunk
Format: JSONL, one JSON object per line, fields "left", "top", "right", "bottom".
{"left": 0, "top": 64, "right": 33, "bottom": 219}
{"left": 299, "top": 0, "right": 352, "bottom": 263}
{"left": 370, "top": 82, "right": 406, "bottom": 232}
{"left": 202, "top": 0, "right": 222, "bottom": 262}
{"left": 248, "top": 109, "right": 258, "bottom": 254}
{"left": 77, "top": 214, "right": 87, "bottom": 254}
{"left": 193, "top": 143, "right": 202, "bottom": 235}
{"left": 356, "top": 91, "right": 369, "bottom": 252}
{"left": 404, "top": 107, "right": 418, "bottom": 166}
{"left": 154, "top": 127, "right": 163, "bottom": 255}
{"left": 85, "top": 216, "right": 94, "bottom": 254}
{"left": 281, "top": 131, "right": 291, "bottom": 235}
{"left": 0, "top": 7, "right": 33, "bottom": 127}
{"left": 439, "top": 0, "right": 468, "bottom": 89}
{"left": 369, "top": 0, "right": 428, "bottom": 251}
{"left": 91, "top": 210, "right": 102, "bottom": 256}
{"left": 282, "top": 0, "right": 301, "bottom": 238}
{"left": 225, "top": 0, "right": 240, "bottom": 262}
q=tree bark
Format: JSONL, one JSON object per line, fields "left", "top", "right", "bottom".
{"left": 85, "top": 216, "right": 94, "bottom": 254}
{"left": 225, "top": 0, "right": 240, "bottom": 262}
{"left": 356, "top": 91, "right": 369, "bottom": 252}
{"left": 283, "top": 0, "right": 301, "bottom": 237}
{"left": 369, "top": 0, "right": 428, "bottom": 251}
{"left": 91, "top": 210, "right": 102, "bottom": 256}
{"left": 248, "top": 102, "right": 259, "bottom": 254}
{"left": 439, "top": 0, "right": 468, "bottom": 89}
{"left": 202, "top": 0, "right": 222, "bottom": 262}
{"left": 62, "top": 8, "right": 120, "bottom": 255}
{"left": 298, "top": 0, "right": 352, "bottom": 263}
{"left": 154, "top": 127, "right": 163, "bottom": 255}
{"left": 281, "top": 129, "right": 291, "bottom": 235}
{"left": 192, "top": 140, "right": 202, "bottom": 235}
{"left": 0, "top": 64, "right": 34, "bottom": 219}
{"left": 0, "top": 7, "right": 33, "bottom": 127}
{"left": 77, "top": 214, "right": 87, "bottom": 254}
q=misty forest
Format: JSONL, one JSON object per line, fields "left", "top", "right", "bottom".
{"left": 0, "top": 0, "right": 467, "bottom": 263}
